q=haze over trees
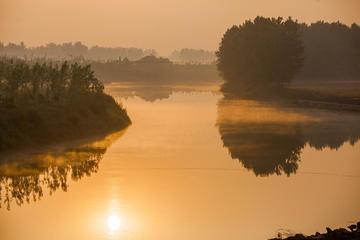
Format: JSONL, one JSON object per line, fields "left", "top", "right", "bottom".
{"left": 297, "top": 21, "right": 360, "bottom": 81}
{"left": 0, "top": 42, "right": 157, "bottom": 61}
{"left": 170, "top": 48, "right": 216, "bottom": 63}
{"left": 217, "top": 17, "right": 360, "bottom": 97}
{"left": 91, "top": 55, "right": 221, "bottom": 83}
{"left": 217, "top": 16, "right": 304, "bottom": 94}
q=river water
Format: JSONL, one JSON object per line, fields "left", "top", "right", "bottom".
{"left": 1, "top": 83, "right": 360, "bottom": 240}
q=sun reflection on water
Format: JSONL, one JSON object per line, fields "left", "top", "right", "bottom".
{"left": 107, "top": 214, "right": 122, "bottom": 234}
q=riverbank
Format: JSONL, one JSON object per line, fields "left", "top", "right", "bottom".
{"left": 0, "top": 93, "right": 131, "bottom": 152}
{"left": 0, "top": 58, "right": 131, "bottom": 152}
{"left": 221, "top": 81, "right": 360, "bottom": 112}
{"left": 288, "top": 81, "right": 360, "bottom": 111}
{"left": 271, "top": 222, "right": 360, "bottom": 240}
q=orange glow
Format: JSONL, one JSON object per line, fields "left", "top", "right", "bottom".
{"left": 1, "top": 0, "right": 359, "bottom": 54}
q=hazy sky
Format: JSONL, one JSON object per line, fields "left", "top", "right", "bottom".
{"left": 1, "top": 0, "right": 360, "bottom": 55}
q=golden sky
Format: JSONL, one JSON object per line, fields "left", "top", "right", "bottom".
{"left": 1, "top": 0, "right": 360, "bottom": 54}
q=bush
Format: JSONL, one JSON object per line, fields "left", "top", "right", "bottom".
{"left": 0, "top": 58, "right": 131, "bottom": 152}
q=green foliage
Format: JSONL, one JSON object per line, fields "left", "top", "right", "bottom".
{"left": 217, "top": 16, "right": 304, "bottom": 93}
{"left": 0, "top": 58, "right": 131, "bottom": 152}
{"left": 0, "top": 57, "right": 104, "bottom": 106}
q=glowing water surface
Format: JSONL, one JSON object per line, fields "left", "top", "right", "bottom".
{"left": 1, "top": 84, "right": 360, "bottom": 240}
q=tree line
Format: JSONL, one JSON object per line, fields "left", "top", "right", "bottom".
{"left": 298, "top": 21, "right": 360, "bottom": 81}
{"left": 170, "top": 48, "right": 216, "bottom": 63}
{"left": 0, "top": 57, "right": 131, "bottom": 152}
{"left": 0, "top": 42, "right": 157, "bottom": 61}
{"left": 91, "top": 55, "right": 221, "bottom": 83}
{"left": 0, "top": 57, "right": 104, "bottom": 107}
{"left": 217, "top": 17, "right": 360, "bottom": 95}
{"left": 217, "top": 17, "right": 303, "bottom": 94}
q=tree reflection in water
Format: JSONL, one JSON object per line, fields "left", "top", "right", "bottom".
{"left": 217, "top": 98, "right": 360, "bottom": 177}
{"left": 107, "top": 82, "right": 220, "bottom": 102}
{"left": 0, "top": 130, "right": 125, "bottom": 210}
{"left": 219, "top": 122, "right": 305, "bottom": 176}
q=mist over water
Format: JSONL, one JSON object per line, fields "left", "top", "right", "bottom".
{"left": 1, "top": 84, "right": 359, "bottom": 240}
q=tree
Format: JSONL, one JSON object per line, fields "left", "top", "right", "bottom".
{"left": 297, "top": 21, "right": 360, "bottom": 81}
{"left": 0, "top": 58, "right": 105, "bottom": 106}
{"left": 216, "top": 16, "right": 304, "bottom": 94}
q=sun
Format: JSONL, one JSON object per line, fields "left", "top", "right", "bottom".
{"left": 107, "top": 214, "right": 121, "bottom": 233}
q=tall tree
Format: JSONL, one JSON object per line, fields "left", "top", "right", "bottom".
{"left": 217, "top": 17, "right": 304, "bottom": 94}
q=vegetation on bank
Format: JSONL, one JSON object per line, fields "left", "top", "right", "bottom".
{"left": 2, "top": 20, "right": 359, "bottom": 86}
{"left": 298, "top": 21, "right": 360, "bottom": 81}
{"left": 0, "top": 57, "right": 131, "bottom": 152}
{"left": 217, "top": 17, "right": 360, "bottom": 107}
{"left": 217, "top": 16, "right": 304, "bottom": 93}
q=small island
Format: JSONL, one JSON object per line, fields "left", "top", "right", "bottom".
{"left": 0, "top": 58, "right": 131, "bottom": 152}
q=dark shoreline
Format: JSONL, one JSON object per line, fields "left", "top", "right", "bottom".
{"left": 293, "top": 99, "right": 360, "bottom": 112}
{"left": 289, "top": 88, "right": 360, "bottom": 112}
{"left": 0, "top": 93, "right": 131, "bottom": 154}
{"left": 221, "top": 83, "right": 360, "bottom": 113}
{"left": 270, "top": 222, "right": 360, "bottom": 240}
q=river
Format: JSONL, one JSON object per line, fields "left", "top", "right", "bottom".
{"left": 1, "top": 83, "right": 360, "bottom": 240}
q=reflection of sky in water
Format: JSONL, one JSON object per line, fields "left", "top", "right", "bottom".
{"left": 0, "top": 86, "right": 360, "bottom": 240}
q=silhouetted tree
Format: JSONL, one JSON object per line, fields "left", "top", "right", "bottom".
{"left": 217, "top": 17, "right": 304, "bottom": 94}
{"left": 0, "top": 58, "right": 104, "bottom": 106}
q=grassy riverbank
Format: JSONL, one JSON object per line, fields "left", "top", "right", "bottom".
{"left": 0, "top": 58, "right": 131, "bottom": 152}
{"left": 288, "top": 81, "right": 360, "bottom": 111}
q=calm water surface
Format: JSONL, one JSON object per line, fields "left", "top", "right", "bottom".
{"left": 1, "top": 84, "right": 360, "bottom": 240}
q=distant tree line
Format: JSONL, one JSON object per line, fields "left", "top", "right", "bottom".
{"left": 217, "top": 17, "right": 360, "bottom": 95}
{"left": 0, "top": 42, "right": 157, "bottom": 61}
{"left": 0, "top": 57, "right": 103, "bottom": 107}
{"left": 170, "top": 48, "right": 216, "bottom": 63}
{"left": 91, "top": 55, "right": 221, "bottom": 83}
